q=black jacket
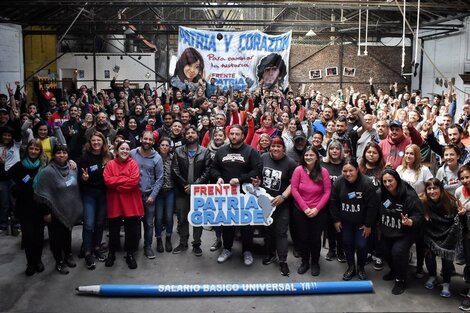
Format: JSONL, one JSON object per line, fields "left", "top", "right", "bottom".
{"left": 330, "top": 173, "right": 379, "bottom": 227}
{"left": 171, "top": 144, "right": 212, "bottom": 193}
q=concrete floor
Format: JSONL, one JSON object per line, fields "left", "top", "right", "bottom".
{"left": 0, "top": 226, "right": 467, "bottom": 312}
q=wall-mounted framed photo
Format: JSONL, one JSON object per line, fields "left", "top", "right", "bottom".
{"left": 309, "top": 69, "right": 322, "bottom": 80}
{"left": 343, "top": 67, "right": 356, "bottom": 77}
{"left": 325, "top": 67, "right": 338, "bottom": 77}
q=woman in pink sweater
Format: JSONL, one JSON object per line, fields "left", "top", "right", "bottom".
{"left": 291, "top": 146, "right": 332, "bottom": 276}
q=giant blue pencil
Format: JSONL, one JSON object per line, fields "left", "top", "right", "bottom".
{"left": 76, "top": 281, "right": 373, "bottom": 297}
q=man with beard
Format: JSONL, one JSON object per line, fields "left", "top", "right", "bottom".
{"left": 62, "top": 105, "right": 82, "bottom": 162}
{"left": 153, "top": 112, "right": 173, "bottom": 143}
{"left": 252, "top": 137, "right": 297, "bottom": 276}
{"left": 130, "top": 131, "right": 164, "bottom": 259}
{"left": 313, "top": 105, "right": 334, "bottom": 135}
{"left": 379, "top": 120, "right": 423, "bottom": 169}
{"left": 286, "top": 130, "right": 309, "bottom": 163}
{"left": 428, "top": 124, "right": 470, "bottom": 165}
{"left": 171, "top": 126, "right": 212, "bottom": 256}
{"left": 211, "top": 124, "right": 262, "bottom": 266}
{"left": 85, "top": 112, "right": 117, "bottom": 144}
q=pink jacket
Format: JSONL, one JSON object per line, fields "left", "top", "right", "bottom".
{"left": 291, "top": 166, "right": 332, "bottom": 212}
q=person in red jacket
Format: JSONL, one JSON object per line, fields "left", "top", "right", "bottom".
{"left": 103, "top": 140, "right": 143, "bottom": 269}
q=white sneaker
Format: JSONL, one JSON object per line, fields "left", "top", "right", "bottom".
{"left": 217, "top": 249, "right": 232, "bottom": 263}
{"left": 243, "top": 251, "right": 253, "bottom": 266}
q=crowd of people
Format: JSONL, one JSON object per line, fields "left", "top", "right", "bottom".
{"left": 2, "top": 73, "right": 470, "bottom": 311}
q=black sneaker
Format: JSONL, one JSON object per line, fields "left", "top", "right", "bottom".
{"left": 64, "top": 254, "right": 76, "bottom": 268}
{"left": 337, "top": 251, "right": 346, "bottom": 263}
{"left": 85, "top": 254, "right": 96, "bottom": 270}
{"left": 156, "top": 238, "right": 164, "bottom": 253}
{"left": 343, "top": 265, "right": 356, "bottom": 281}
{"left": 105, "top": 252, "right": 115, "bottom": 267}
{"left": 35, "top": 261, "right": 45, "bottom": 273}
{"left": 172, "top": 244, "right": 188, "bottom": 254}
{"left": 297, "top": 262, "right": 309, "bottom": 274}
{"left": 192, "top": 245, "right": 203, "bottom": 257}
{"left": 460, "top": 298, "right": 470, "bottom": 311}
{"left": 25, "top": 264, "right": 35, "bottom": 276}
{"left": 280, "top": 262, "right": 290, "bottom": 277}
{"left": 94, "top": 249, "right": 106, "bottom": 262}
{"left": 373, "top": 258, "right": 384, "bottom": 271}
{"left": 56, "top": 261, "right": 69, "bottom": 275}
{"left": 262, "top": 254, "right": 277, "bottom": 265}
{"left": 464, "top": 266, "right": 470, "bottom": 284}
{"left": 210, "top": 238, "right": 222, "bottom": 252}
{"left": 126, "top": 253, "right": 137, "bottom": 269}
{"left": 311, "top": 263, "right": 320, "bottom": 276}
{"left": 357, "top": 267, "right": 367, "bottom": 280}
{"left": 392, "top": 280, "right": 406, "bottom": 295}
{"left": 325, "top": 250, "right": 336, "bottom": 261}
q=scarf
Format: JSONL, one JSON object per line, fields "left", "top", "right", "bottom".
{"left": 22, "top": 157, "right": 44, "bottom": 190}
{"left": 423, "top": 201, "right": 461, "bottom": 261}
{"left": 207, "top": 140, "right": 227, "bottom": 156}
{"left": 34, "top": 161, "right": 83, "bottom": 230}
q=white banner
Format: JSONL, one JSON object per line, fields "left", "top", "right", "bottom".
{"left": 172, "top": 26, "right": 292, "bottom": 92}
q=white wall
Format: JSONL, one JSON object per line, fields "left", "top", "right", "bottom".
{"left": 57, "top": 52, "right": 156, "bottom": 91}
{"left": 412, "top": 17, "right": 470, "bottom": 113}
{"left": 0, "top": 24, "right": 24, "bottom": 95}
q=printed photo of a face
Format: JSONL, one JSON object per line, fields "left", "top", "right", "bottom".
{"left": 256, "top": 53, "right": 287, "bottom": 90}
{"left": 174, "top": 47, "right": 205, "bottom": 83}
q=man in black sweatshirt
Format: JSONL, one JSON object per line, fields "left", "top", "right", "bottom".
{"left": 211, "top": 124, "right": 262, "bottom": 266}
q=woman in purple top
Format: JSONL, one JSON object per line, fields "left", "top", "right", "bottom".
{"left": 291, "top": 146, "right": 332, "bottom": 276}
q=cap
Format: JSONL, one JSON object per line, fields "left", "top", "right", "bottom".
{"left": 389, "top": 120, "right": 403, "bottom": 129}
{"left": 293, "top": 130, "right": 307, "bottom": 141}
{"left": 0, "top": 107, "right": 9, "bottom": 114}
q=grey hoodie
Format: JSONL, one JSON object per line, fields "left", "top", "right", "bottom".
{"left": 130, "top": 148, "right": 163, "bottom": 199}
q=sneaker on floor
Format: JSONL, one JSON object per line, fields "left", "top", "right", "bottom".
{"left": 337, "top": 252, "right": 346, "bottom": 263}
{"left": 440, "top": 283, "right": 451, "bottom": 298}
{"left": 35, "top": 261, "right": 45, "bottom": 273}
{"left": 217, "top": 249, "right": 232, "bottom": 263}
{"left": 56, "top": 261, "right": 69, "bottom": 275}
{"left": 172, "top": 244, "right": 188, "bottom": 254}
{"left": 210, "top": 238, "right": 222, "bottom": 252}
{"left": 192, "top": 245, "right": 203, "bottom": 257}
{"left": 392, "top": 280, "right": 406, "bottom": 295}
{"left": 144, "top": 247, "right": 156, "bottom": 259}
{"left": 85, "top": 254, "right": 96, "bottom": 270}
{"left": 460, "top": 298, "right": 470, "bottom": 311}
{"left": 424, "top": 277, "right": 438, "bottom": 290}
{"left": 373, "top": 258, "right": 384, "bottom": 271}
{"left": 156, "top": 238, "right": 164, "bottom": 253}
{"left": 325, "top": 250, "right": 336, "bottom": 261}
{"left": 105, "top": 253, "right": 115, "bottom": 267}
{"left": 243, "top": 251, "right": 253, "bottom": 266}
{"left": 280, "top": 262, "right": 290, "bottom": 277}
{"left": 125, "top": 253, "right": 137, "bottom": 269}
{"left": 64, "top": 254, "right": 76, "bottom": 268}
{"left": 25, "top": 264, "right": 35, "bottom": 276}
{"left": 262, "top": 254, "right": 277, "bottom": 265}
{"left": 94, "top": 249, "right": 106, "bottom": 262}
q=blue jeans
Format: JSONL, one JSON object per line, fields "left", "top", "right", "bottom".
{"left": 155, "top": 189, "right": 174, "bottom": 237}
{"left": 82, "top": 188, "right": 107, "bottom": 252}
{"left": 341, "top": 222, "right": 369, "bottom": 267}
{"left": 143, "top": 195, "right": 157, "bottom": 248}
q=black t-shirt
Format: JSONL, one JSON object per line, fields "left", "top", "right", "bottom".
{"left": 260, "top": 153, "right": 297, "bottom": 197}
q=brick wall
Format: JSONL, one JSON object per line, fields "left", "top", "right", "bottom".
{"left": 289, "top": 43, "right": 412, "bottom": 98}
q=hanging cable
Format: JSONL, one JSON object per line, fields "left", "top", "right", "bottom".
{"left": 357, "top": 2, "right": 362, "bottom": 56}
{"left": 414, "top": 0, "right": 420, "bottom": 65}
{"left": 364, "top": 0, "right": 369, "bottom": 56}
{"left": 401, "top": 0, "right": 406, "bottom": 74}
